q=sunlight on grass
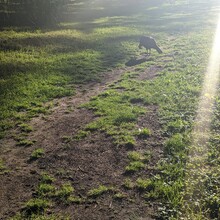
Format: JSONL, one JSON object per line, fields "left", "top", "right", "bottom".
{"left": 183, "top": 12, "right": 220, "bottom": 219}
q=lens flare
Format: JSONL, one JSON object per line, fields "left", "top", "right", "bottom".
{"left": 183, "top": 12, "right": 220, "bottom": 218}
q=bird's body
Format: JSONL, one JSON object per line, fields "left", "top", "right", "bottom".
{"left": 139, "top": 36, "right": 162, "bottom": 54}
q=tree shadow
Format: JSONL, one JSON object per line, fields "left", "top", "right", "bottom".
{"left": 1, "top": 0, "right": 220, "bottom": 83}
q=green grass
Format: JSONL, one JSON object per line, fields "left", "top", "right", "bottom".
{"left": 127, "top": 151, "right": 143, "bottom": 161}
{"left": 67, "top": 196, "right": 83, "bottom": 204}
{"left": 125, "top": 151, "right": 150, "bottom": 172}
{"left": 18, "top": 123, "right": 33, "bottom": 132}
{"left": 123, "top": 178, "right": 134, "bottom": 189}
{"left": 55, "top": 183, "right": 74, "bottom": 200}
{"left": 88, "top": 185, "right": 114, "bottom": 198}
{"left": 113, "top": 192, "right": 127, "bottom": 200}
{"left": 137, "top": 128, "right": 151, "bottom": 138}
{"left": 23, "top": 198, "right": 50, "bottom": 216}
{"left": 0, "top": 159, "right": 9, "bottom": 174}
{"left": 2, "top": 0, "right": 220, "bottom": 219}
{"left": 136, "top": 178, "right": 153, "bottom": 190}
{"left": 37, "top": 183, "right": 55, "bottom": 197}
{"left": 74, "top": 130, "right": 91, "bottom": 140}
{"left": 61, "top": 136, "right": 72, "bottom": 143}
{"left": 79, "top": 30, "right": 212, "bottom": 218}
{"left": 11, "top": 215, "right": 70, "bottom": 220}
{"left": 30, "top": 148, "right": 45, "bottom": 160}
{"left": 125, "top": 161, "right": 146, "bottom": 172}
{"left": 12, "top": 173, "right": 78, "bottom": 218}
{"left": 0, "top": 26, "right": 140, "bottom": 138}
{"left": 41, "top": 173, "right": 55, "bottom": 184}
{"left": 17, "top": 139, "right": 35, "bottom": 147}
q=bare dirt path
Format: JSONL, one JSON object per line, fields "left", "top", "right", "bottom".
{"left": 0, "top": 64, "right": 165, "bottom": 220}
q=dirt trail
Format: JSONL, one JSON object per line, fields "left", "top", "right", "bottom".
{"left": 0, "top": 64, "right": 164, "bottom": 220}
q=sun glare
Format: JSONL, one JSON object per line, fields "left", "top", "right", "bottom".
{"left": 183, "top": 12, "right": 220, "bottom": 218}
{"left": 192, "top": 12, "right": 220, "bottom": 152}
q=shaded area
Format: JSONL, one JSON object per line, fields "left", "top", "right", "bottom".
{"left": 125, "top": 57, "right": 148, "bottom": 67}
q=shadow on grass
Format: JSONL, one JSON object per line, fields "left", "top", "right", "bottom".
{"left": 125, "top": 57, "right": 148, "bottom": 67}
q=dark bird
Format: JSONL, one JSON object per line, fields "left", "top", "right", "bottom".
{"left": 139, "top": 36, "right": 162, "bottom": 54}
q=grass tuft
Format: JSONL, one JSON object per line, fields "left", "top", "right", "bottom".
{"left": 30, "top": 148, "right": 44, "bottom": 160}
{"left": 88, "top": 185, "right": 114, "bottom": 198}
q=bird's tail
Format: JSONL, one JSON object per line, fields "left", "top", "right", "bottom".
{"left": 155, "top": 45, "right": 162, "bottom": 54}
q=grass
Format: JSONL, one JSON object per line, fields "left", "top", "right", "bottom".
{"left": 0, "top": 159, "right": 9, "bottom": 174}
{"left": 2, "top": 0, "right": 220, "bottom": 219}
{"left": 125, "top": 161, "right": 146, "bottom": 172}
{"left": 17, "top": 139, "right": 35, "bottom": 147}
{"left": 137, "top": 128, "right": 151, "bottom": 138}
{"left": 55, "top": 183, "right": 74, "bottom": 200}
{"left": 41, "top": 173, "right": 55, "bottom": 184}
{"left": 136, "top": 178, "right": 153, "bottom": 190}
{"left": 74, "top": 130, "right": 91, "bottom": 140}
{"left": 113, "top": 192, "right": 127, "bottom": 200}
{"left": 12, "top": 173, "right": 78, "bottom": 218}
{"left": 123, "top": 178, "right": 134, "bottom": 189}
{"left": 18, "top": 123, "right": 33, "bottom": 132}
{"left": 125, "top": 151, "right": 150, "bottom": 172}
{"left": 11, "top": 215, "right": 70, "bottom": 220}
{"left": 127, "top": 151, "right": 143, "bottom": 161}
{"left": 22, "top": 198, "right": 50, "bottom": 216}
{"left": 0, "top": 21, "right": 141, "bottom": 139}
{"left": 79, "top": 30, "right": 212, "bottom": 218}
{"left": 88, "top": 185, "right": 114, "bottom": 198}
{"left": 30, "top": 148, "right": 45, "bottom": 160}
{"left": 37, "top": 183, "right": 55, "bottom": 197}
{"left": 61, "top": 136, "right": 72, "bottom": 143}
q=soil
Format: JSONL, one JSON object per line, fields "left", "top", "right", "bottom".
{"left": 0, "top": 63, "right": 165, "bottom": 220}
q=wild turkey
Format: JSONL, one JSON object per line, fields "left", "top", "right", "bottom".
{"left": 139, "top": 36, "right": 162, "bottom": 54}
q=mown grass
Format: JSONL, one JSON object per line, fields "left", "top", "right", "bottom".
{"left": 0, "top": 25, "right": 141, "bottom": 139}
{"left": 1, "top": 0, "right": 215, "bottom": 140}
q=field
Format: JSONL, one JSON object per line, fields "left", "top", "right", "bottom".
{"left": 1, "top": 0, "right": 220, "bottom": 219}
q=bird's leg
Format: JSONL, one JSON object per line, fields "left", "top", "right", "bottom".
{"left": 146, "top": 49, "right": 149, "bottom": 55}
